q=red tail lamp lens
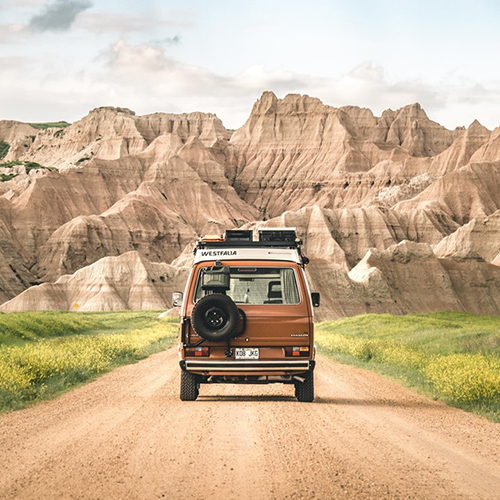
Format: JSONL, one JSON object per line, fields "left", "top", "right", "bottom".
{"left": 186, "top": 347, "right": 210, "bottom": 357}
{"left": 285, "top": 346, "right": 309, "bottom": 357}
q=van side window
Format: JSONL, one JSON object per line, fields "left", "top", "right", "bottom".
{"left": 194, "top": 267, "right": 301, "bottom": 305}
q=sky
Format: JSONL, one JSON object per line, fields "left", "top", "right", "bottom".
{"left": 1, "top": 0, "right": 500, "bottom": 129}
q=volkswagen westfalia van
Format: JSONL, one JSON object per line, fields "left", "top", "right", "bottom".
{"left": 174, "top": 228, "right": 320, "bottom": 402}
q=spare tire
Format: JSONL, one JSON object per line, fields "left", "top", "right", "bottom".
{"left": 191, "top": 294, "right": 239, "bottom": 342}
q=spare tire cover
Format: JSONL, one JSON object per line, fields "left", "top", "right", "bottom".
{"left": 191, "top": 294, "right": 239, "bottom": 342}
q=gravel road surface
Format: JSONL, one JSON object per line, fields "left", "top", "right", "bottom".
{"left": 1, "top": 349, "right": 499, "bottom": 499}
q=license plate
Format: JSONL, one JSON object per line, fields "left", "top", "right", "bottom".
{"left": 235, "top": 348, "right": 259, "bottom": 360}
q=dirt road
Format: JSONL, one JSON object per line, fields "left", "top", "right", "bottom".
{"left": 1, "top": 349, "right": 499, "bottom": 500}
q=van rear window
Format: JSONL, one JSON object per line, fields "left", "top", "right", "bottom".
{"left": 194, "top": 267, "right": 300, "bottom": 305}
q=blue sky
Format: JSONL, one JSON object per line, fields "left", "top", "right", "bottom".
{"left": 1, "top": 0, "right": 500, "bottom": 129}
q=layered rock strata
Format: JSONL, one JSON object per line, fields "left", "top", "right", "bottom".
{"left": 1, "top": 92, "right": 499, "bottom": 317}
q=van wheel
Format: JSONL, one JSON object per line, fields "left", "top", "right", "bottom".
{"left": 295, "top": 370, "right": 314, "bottom": 402}
{"left": 180, "top": 371, "right": 199, "bottom": 401}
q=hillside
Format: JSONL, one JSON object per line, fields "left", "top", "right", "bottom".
{"left": 1, "top": 92, "right": 500, "bottom": 318}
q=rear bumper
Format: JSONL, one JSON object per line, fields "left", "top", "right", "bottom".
{"left": 182, "top": 359, "right": 312, "bottom": 373}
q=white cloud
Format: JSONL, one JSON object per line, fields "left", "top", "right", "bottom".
{"left": 312, "top": 62, "right": 447, "bottom": 113}
{"left": 74, "top": 11, "right": 182, "bottom": 35}
{"left": 1, "top": 40, "right": 500, "bottom": 131}
{"left": 4, "top": 0, "right": 46, "bottom": 6}
{"left": 316, "top": 62, "right": 500, "bottom": 130}
{"left": 94, "top": 40, "right": 305, "bottom": 118}
{"left": 0, "top": 23, "right": 29, "bottom": 43}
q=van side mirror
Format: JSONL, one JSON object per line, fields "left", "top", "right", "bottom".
{"left": 172, "top": 291, "right": 183, "bottom": 308}
{"left": 311, "top": 292, "right": 320, "bottom": 307}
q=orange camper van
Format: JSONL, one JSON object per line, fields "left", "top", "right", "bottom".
{"left": 174, "top": 228, "right": 320, "bottom": 402}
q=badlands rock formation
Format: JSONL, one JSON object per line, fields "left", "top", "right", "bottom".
{"left": 433, "top": 210, "right": 500, "bottom": 263}
{"left": 0, "top": 252, "right": 189, "bottom": 312}
{"left": 1, "top": 92, "right": 500, "bottom": 317}
{"left": 0, "top": 120, "right": 37, "bottom": 144}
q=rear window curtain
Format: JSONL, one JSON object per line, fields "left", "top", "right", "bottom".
{"left": 280, "top": 268, "right": 300, "bottom": 304}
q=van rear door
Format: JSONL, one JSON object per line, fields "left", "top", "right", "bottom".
{"left": 187, "top": 262, "right": 312, "bottom": 347}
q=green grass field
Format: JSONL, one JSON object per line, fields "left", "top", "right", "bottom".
{"left": 28, "top": 121, "right": 71, "bottom": 129}
{"left": 316, "top": 312, "right": 500, "bottom": 422}
{"left": 0, "top": 311, "right": 178, "bottom": 413}
{"left": 2, "top": 311, "right": 499, "bottom": 419}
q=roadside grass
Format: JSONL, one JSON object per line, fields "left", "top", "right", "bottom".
{"left": 315, "top": 312, "right": 500, "bottom": 422}
{"left": 0, "top": 311, "right": 179, "bottom": 413}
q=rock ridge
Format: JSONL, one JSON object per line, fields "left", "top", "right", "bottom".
{"left": 1, "top": 91, "right": 499, "bottom": 317}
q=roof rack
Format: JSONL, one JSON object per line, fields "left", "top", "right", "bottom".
{"left": 195, "top": 228, "right": 309, "bottom": 267}
{"left": 258, "top": 227, "right": 297, "bottom": 243}
{"left": 197, "top": 228, "right": 300, "bottom": 248}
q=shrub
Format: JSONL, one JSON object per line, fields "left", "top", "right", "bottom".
{"left": 0, "top": 141, "right": 9, "bottom": 160}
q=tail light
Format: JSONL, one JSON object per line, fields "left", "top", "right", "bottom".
{"left": 285, "top": 346, "right": 309, "bottom": 357}
{"left": 185, "top": 347, "right": 210, "bottom": 357}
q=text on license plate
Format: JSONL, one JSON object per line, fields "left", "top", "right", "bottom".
{"left": 235, "top": 348, "right": 259, "bottom": 360}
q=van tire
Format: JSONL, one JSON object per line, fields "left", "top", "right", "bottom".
{"left": 180, "top": 371, "right": 199, "bottom": 401}
{"left": 191, "top": 294, "right": 239, "bottom": 342}
{"left": 295, "top": 370, "right": 314, "bottom": 402}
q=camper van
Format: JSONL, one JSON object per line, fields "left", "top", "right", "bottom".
{"left": 174, "top": 228, "right": 319, "bottom": 402}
